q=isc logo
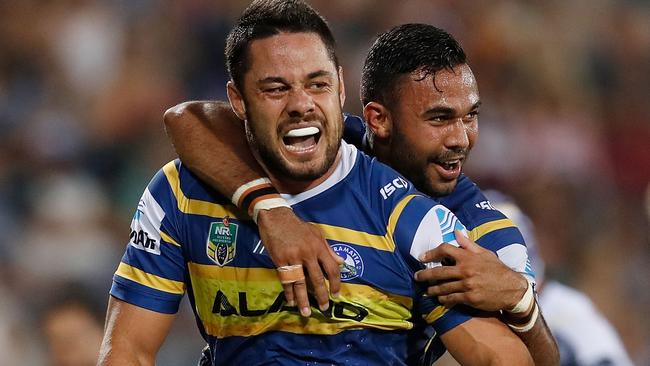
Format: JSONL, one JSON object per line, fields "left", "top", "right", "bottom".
{"left": 379, "top": 177, "right": 409, "bottom": 199}
{"left": 475, "top": 200, "right": 497, "bottom": 210}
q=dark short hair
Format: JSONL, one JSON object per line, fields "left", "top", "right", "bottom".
{"left": 225, "top": 0, "right": 338, "bottom": 90}
{"left": 360, "top": 23, "right": 467, "bottom": 107}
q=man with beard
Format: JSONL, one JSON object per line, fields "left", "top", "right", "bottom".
{"left": 164, "top": 23, "right": 558, "bottom": 366}
{"left": 98, "top": 1, "right": 532, "bottom": 365}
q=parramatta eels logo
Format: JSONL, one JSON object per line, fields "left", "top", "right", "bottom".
{"left": 332, "top": 243, "right": 363, "bottom": 280}
{"left": 206, "top": 217, "right": 238, "bottom": 266}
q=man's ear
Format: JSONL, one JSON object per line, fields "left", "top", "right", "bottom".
{"left": 226, "top": 81, "right": 246, "bottom": 120}
{"left": 338, "top": 66, "right": 346, "bottom": 107}
{"left": 363, "top": 101, "right": 392, "bottom": 140}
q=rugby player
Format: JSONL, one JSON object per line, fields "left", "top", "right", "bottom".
{"left": 98, "top": 1, "right": 532, "bottom": 365}
{"left": 164, "top": 19, "right": 559, "bottom": 366}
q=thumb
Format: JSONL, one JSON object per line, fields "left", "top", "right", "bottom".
{"left": 454, "top": 230, "right": 482, "bottom": 254}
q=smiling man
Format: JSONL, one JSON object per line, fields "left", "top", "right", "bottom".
{"left": 97, "top": 1, "right": 533, "bottom": 365}
{"left": 164, "top": 21, "right": 558, "bottom": 366}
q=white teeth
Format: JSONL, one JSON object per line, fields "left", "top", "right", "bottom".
{"left": 285, "top": 127, "right": 319, "bottom": 137}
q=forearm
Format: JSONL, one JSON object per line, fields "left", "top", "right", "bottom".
{"left": 511, "top": 311, "right": 560, "bottom": 366}
{"left": 97, "top": 339, "right": 155, "bottom": 366}
{"left": 164, "top": 100, "right": 267, "bottom": 197}
{"left": 441, "top": 316, "right": 534, "bottom": 366}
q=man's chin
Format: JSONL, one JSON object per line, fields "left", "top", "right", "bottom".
{"left": 279, "top": 161, "right": 331, "bottom": 182}
{"left": 425, "top": 179, "right": 458, "bottom": 198}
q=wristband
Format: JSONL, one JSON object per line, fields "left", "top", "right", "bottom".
{"left": 231, "top": 178, "right": 291, "bottom": 223}
{"left": 252, "top": 197, "right": 292, "bottom": 223}
{"left": 507, "top": 279, "right": 535, "bottom": 315}
{"left": 507, "top": 302, "right": 539, "bottom": 333}
{"left": 231, "top": 178, "right": 274, "bottom": 209}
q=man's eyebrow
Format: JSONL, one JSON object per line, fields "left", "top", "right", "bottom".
{"left": 307, "top": 70, "right": 333, "bottom": 79}
{"left": 257, "top": 76, "right": 287, "bottom": 84}
{"left": 422, "top": 101, "right": 482, "bottom": 116}
{"left": 422, "top": 106, "right": 456, "bottom": 116}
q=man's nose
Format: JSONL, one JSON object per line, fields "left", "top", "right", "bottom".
{"left": 444, "top": 118, "right": 470, "bottom": 150}
{"left": 286, "top": 87, "right": 315, "bottom": 118}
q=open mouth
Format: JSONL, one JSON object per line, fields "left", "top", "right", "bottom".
{"left": 438, "top": 159, "right": 461, "bottom": 171}
{"left": 434, "top": 157, "right": 464, "bottom": 180}
{"left": 282, "top": 126, "right": 321, "bottom": 152}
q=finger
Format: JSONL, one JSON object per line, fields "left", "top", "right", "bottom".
{"left": 437, "top": 293, "right": 465, "bottom": 308}
{"left": 282, "top": 282, "right": 296, "bottom": 307}
{"left": 307, "top": 224, "right": 343, "bottom": 266}
{"left": 426, "top": 280, "right": 467, "bottom": 297}
{"left": 304, "top": 261, "right": 330, "bottom": 311}
{"left": 454, "top": 230, "right": 482, "bottom": 254}
{"left": 292, "top": 279, "right": 311, "bottom": 317}
{"left": 419, "top": 243, "right": 465, "bottom": 263}
{"left": 327, "top": 244, "right": 345, "bottom": 265}
{"left": 414, "top": 266, "right": 462, "bottom": 283}
{"left": 320, "top": 253, "right": 341, "bottom": 298}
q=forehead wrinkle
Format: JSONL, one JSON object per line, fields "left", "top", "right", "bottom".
{"left": 247, "top": 33, "right": 336, "bottom": 85}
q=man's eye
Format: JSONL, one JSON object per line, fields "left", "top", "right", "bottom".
{"left": 265, "top": 86, "right": 288, "bottom": 93}
{"left": 427, "top": 116, "right": 445, "bottom": 123}
{"left": 309, "top": 82, "right": 329, "bottom": 90}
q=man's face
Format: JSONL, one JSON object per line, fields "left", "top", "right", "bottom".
{"left": 387, "top": 64, "right": 479, "bottom": 197}
{"left": 231, "top": 32, "right": 345, "bottom": 187}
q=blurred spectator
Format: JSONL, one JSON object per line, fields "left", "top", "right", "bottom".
{"left": 39, "top": 283, "right": 105, "bottom": 366}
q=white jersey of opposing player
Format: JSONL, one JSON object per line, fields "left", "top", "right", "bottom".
{"left": 539, "top": 281, "right": 634, "bottom": 366}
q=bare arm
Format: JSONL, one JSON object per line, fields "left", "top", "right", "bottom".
{"left": 163, "top": 101, "right": 342, "bottom": 316}
{"left": 97, "top": 296, "right": 175, "bottom": 366}
{"left": 164, "top": 101, "right": 265, "bottom": 195}
{"left": 441, "top": 315, "right": 534, "bottom": 366}
{"left": 417, "top": 235, "right": 559, "bottom": 366}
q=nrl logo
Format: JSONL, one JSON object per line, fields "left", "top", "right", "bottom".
{"left": 206, "top": 216, "right": 238, "bottom": 266}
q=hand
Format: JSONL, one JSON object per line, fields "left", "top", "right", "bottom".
{"left": 256, "top": 207, "right": 343, "bottom": 317}
{"left": 414, "top": 230, "right": 528, "bottom": 311}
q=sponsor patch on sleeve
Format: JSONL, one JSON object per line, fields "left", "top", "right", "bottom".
{"left": 128, "top": 188, "right": 164, "bottom": 255}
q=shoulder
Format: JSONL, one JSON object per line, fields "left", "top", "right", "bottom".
{"left": 439, "top": 175, "right": 507, "bottom": 228}
{"left": 441, "top": 176, "right": 526, "bottom": 247}
{"left": 343, "top": 113, "right": 369, "bottom": 151}
{"left": 155, "top": 159, "right": 230, "bottom": 205}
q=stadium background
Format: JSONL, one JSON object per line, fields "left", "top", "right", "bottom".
{"left": 0, "top": 0, "right": 648, "bottom": 364}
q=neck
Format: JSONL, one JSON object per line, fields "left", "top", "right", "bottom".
{"left": 256, "top": 149, "right": 343, "bottom": 195}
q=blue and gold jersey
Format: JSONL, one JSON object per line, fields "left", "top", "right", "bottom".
{"left": 111, "top": 142, "right": 472, "bottom": 365}
{"left": 343, "top": 114, "right": 534, "bottom": 280}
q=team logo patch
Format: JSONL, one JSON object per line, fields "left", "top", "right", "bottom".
{"left": 206, "top": 217, "right": 238, "bottom": 266}
{"left": 332, "top": 243, "right": 364, "bottom": 281}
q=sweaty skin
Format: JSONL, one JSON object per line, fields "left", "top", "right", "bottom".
{"left": 364, "top": 65, "right": 558, "bottom": 366}
{"left": 101, "top": 28, "right": 535, "bottom": 365}
{"left": 164, "top": 99, "right": 554, "bottom": 365}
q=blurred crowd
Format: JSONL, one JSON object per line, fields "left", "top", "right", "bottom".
{"left": 1, "top": 0, "right": 648, "bottom": 365}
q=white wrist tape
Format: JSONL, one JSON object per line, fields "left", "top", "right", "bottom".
{"left": 508, "top": 280, "right": 535, "bottom": 314}
{"left": 252, "top": 197, "right": 292, "bottom": 223}
{"left": 231, "top": 178, "right": 273, "bottom": 207}
{"left": 507, "top": 302, "right": 539, "bottom": 333}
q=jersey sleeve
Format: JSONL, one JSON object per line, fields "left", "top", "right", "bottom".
{"left": 110, "top": 161, "right": 187, "bottom": 314}
{"left": 391, "top": 194, "right": 473, "bottom": 335}
{"left": 441, "top": 177, "right": 535, "bottom": 281}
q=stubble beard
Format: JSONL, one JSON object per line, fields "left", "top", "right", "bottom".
{"left": 389, "top": 127, "right": 469, "bottom": 198}
{"left": 245, "top": 112, "right": 343, "bottom": 182}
